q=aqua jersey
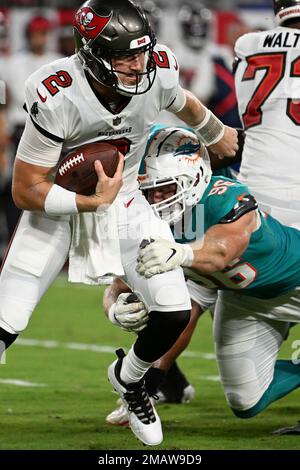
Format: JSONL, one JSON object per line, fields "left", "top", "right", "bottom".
{"left": 174, "top": 176, "right": 300, "bottom": 299}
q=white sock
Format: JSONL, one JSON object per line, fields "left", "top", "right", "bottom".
{"left": 120, "top": 347, "right": 152, "bottom": 384}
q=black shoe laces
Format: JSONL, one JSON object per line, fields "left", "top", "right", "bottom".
{"left": 124, "top": 382, "right": 156, "bottom": 425}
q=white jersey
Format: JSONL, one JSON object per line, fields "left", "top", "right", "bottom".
{"left": 235, "top": 27, "right": 300, "bottom": 190}
{"left": 22, "top": 44, "right": 180, "bottom": 195}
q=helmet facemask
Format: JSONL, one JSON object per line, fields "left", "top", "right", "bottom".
{"left": 78, "top": 37, "right": 156, "bottom": 96}
{"left": 144, "top": 177, "right": 188, "bottom": 225}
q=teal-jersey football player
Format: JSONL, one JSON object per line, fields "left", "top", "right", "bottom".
{"left": 136, "top": 125, "right": 300, "bottom": 426}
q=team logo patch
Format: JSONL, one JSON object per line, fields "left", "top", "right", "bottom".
{"left": 113, "top": 117, "right": 122, "bottom": 126}
{"left": 74, "top": 6, "right": 112, "bottom": 40}
{"left": 30, "top": 102, "right": 39, "bottom": 118}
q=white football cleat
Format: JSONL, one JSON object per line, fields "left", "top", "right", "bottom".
{"left": 108, "top": 349, "right": 163, "bottom": 446}
{"left": 106, "top": 401, "right": 129, "bottom": 426}
{"left": 181, "top": 384, "right": 196, "bottom": 403}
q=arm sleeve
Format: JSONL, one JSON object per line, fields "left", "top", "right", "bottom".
{"left": 16, "top": 116, "right": 62, "bottom": 168}
{"left": 166, "top": 85, "right": 186, "bottom": 113}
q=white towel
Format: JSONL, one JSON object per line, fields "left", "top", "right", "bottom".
{"left": 68, "top": 202, "right": 124, "bottom": 285}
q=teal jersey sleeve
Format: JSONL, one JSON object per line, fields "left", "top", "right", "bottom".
{"left": 203, "top": 176, "right": 252, "bottom": 231}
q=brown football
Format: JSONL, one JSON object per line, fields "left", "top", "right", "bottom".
{"left": 55, "top": 142, "right": 120, "bottom": 196}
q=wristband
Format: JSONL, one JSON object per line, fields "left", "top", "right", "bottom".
{"left": 192, "top": 107, "right": 225, "bottom": 146}
{"left": 44, "top": 184, "right": 78, "bottom": 216}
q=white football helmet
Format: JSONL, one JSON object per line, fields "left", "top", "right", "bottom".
{"left": 140, "top": 127, "right": 212, "bottom": 224}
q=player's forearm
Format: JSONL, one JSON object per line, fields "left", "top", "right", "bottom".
{"left": 175, "top": 90, "right": 207, "bottom": 126}
{"left": 12, "top": 178, "right": 51, "bottom": 211}
{"left": 12, "top": 159, "right": 118, "bottom": 213}
{"left": 103, "top": 286, "right": 118, "bottom": 319}
{"left": 190, "top": 228, "right": 250, "bottom": 274}
{"left": 103, "top": 285, "right": 122, "bottom": 318}
{"left": 175, "top": 90, "right": 238, "bottom": 157}
{"left": 190, "top": 236, "right": 230, "bottom": 273}
{"left": 12, "top": 177, "right": 104, "bottom": 213}
{"left": 103, "top": 279, "right": 131, "bottom": 317}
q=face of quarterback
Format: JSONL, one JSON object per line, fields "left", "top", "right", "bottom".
{"left": 147, "top": 183, "right": 177, "bottom": 204}
{"left": 111, "top": 51, "right": 146, "bottom": 87}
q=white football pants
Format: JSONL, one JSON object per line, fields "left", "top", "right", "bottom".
{"left": 214, "top": 289, "right": 300, "bottom": 411}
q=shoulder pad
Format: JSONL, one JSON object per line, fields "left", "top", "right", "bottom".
{"left": 235, "top": 31, "right": 261, "bottom": 58}
{"left": 219, "top": 194, "right": 258, "bottom": 224}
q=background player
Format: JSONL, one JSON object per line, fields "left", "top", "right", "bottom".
{"left": 234, "top": 0, "right": 300, "bottom": 229}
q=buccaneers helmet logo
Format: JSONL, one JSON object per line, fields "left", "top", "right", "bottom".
{"left": 74, "top": 7, "right": 112, "bottom": 40}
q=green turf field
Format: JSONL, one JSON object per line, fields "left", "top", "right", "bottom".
{"left": 0, "top": 275, "right": 299, "bottom": 450}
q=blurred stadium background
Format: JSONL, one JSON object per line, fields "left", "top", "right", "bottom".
{"left": 1, "top": 0, "right": 300, "bottom": 451}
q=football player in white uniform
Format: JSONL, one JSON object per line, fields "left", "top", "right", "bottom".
{"left": 234, "top": 0, "right": 300, "bottom": 230}
{"left": 0, "top": 0, "right": 238, "bottom": 446}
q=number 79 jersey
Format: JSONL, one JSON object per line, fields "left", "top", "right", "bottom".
{"left": 234, "top": 27, "right": 300, "bottom": 189}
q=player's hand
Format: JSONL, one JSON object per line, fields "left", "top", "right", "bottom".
{"left": 93, "top": 152, "right": 124, "bottom": 210}
{"left": 136, "top": 238, "right": 194, "bottom": 278}
{"left": 108, "top": 293, "right": 149, "bottom": 332}
{"left": 208, "top": 126, "right": 238, "bottom": 158}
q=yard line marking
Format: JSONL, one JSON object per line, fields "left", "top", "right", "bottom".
{"left": 16, "top": 338, "right": 116, "bottom": 354}
{"left": 0, "top": 379, "right": 46, "bottom": 387}
{"left": 202, "top": 375, "right": 220, "bottom": 382}
{"left": 15, "top": 338, "right": 215, "bottom": 359}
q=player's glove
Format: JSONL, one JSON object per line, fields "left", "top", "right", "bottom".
{"left": 136, "top": 238, "right": 194, "bottom": 278}
{"left": 108, "top": 293, "right": 149, "bottom": 332}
